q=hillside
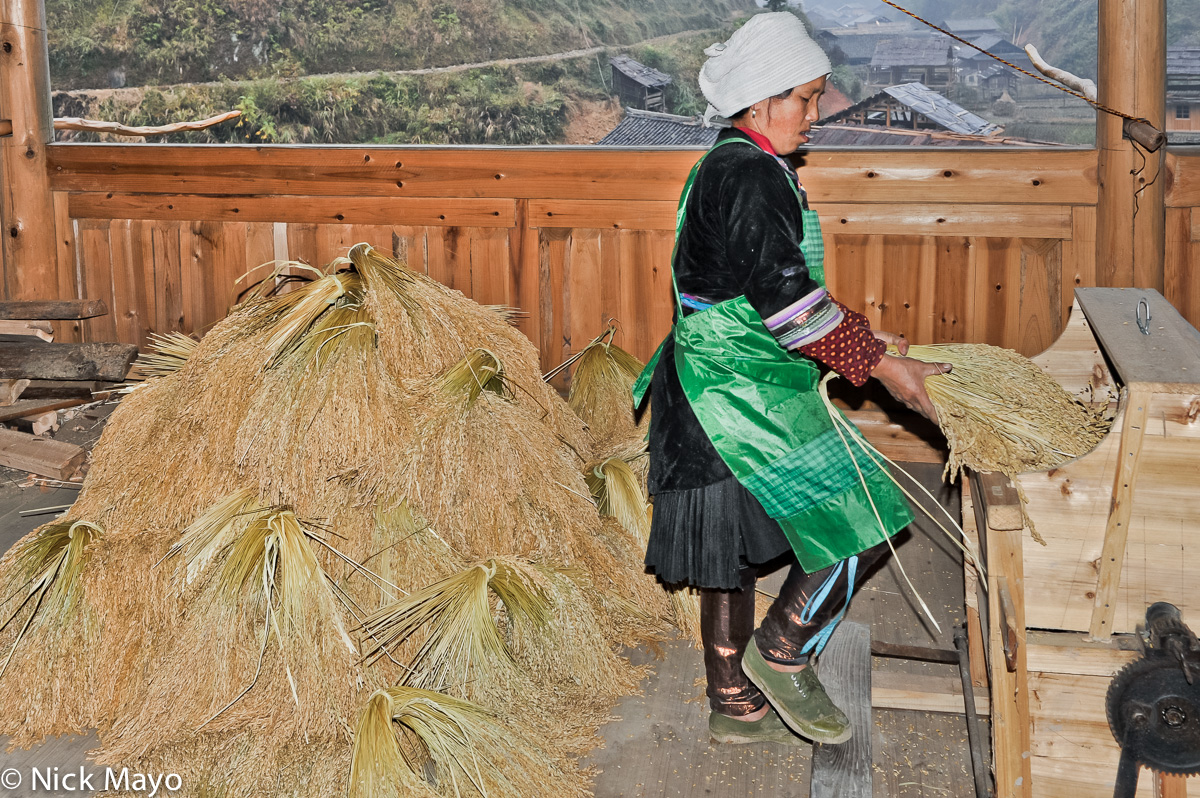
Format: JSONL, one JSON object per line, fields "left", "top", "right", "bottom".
{"left": 47, "top": 0, "right": 749, "bottom": 90}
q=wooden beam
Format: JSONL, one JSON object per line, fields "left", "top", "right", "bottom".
{"left": 1089, "top": 387, "right": 1151, "bottom": 639}
{"left": 68, "top": 193, "right": 517, "bottom": 228}
{"left": 0, "top": 298, "right": 107, "bottom": 319}
{"left": 972, "top": 470, "right": 1024, "bottom": 532}
{"left": 0, "top": 341, "right": 137, "bottom": 380}
{"left": 819, "top": 204, "right": 1073, "bottom": 239}
{"left": 0, "top": 395, "right": 91, "bottom": 422}
{"left": 1096, "top": 0, "right": 1166, "bottom": 290}
{"left": 46, "top": 146, "right": 1100, "bottom": 205}
{"left": 0, "top": 0, "right": 58, "bottom": 300}
{"left": 0, "top": 426, "right": 85, "bottom": 478}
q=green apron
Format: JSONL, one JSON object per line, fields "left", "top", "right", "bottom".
{"left": 634, "top": 138, "right": 912, "bottom": 573}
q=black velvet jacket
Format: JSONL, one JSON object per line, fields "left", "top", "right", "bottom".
{"left": 647, "top": 128, "right": 822, "bottom": 494}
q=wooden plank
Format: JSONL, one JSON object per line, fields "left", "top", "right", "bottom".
{"left": 1018, "top": 239, "right": 1062, "bottom": 357}
{"left": 108, "top": 219, "right": 152, "bottom": 347}
{"left": 998, "top": 576, "right": 1020, "bottom": 672}
{"left": 1156, "top": 773, "right": 1189, "bottom": 798}
{"left": 972, "top": 471, "right": 1024, "bottom": 532}
{"left": 528, "top": 200, "right": 675, "bottom": 231}
{"left": 0, "top": 299, "right": 108, "bottom": 320}
{"left": 877, "top": 235, "right": 923, "bottom": 341}
{"left": 987, "top": 502, "right": 1033, "bottom": 797}
{"left": 540, "top": 229, "right": 570, "bottom": 382}
{"left": 972, "top": 237, "right": 1022, "bottom": 349}
{"left": 69, "top": 193, "right": 517, "bottom": 228}
{"left": 811, "top": 621, "right": 872, "bottom": 798}
{"left": 0, "top": 342, "right": 138, "bottom": 380}
{"left": 819, "top": 204, "right": 1072, "bottom": 239}
{"left": 1025, "top": 632, "right": 1139, "bottom": 677}
{"left": 0, "top": 427, "right": 86, "bottom": 479}
{"left": 48, "top": 146, "right": 1098, "bottom": 204}
{"left": 151, "top": 222, "right": 185, "bottom": 333}
{"left": 566, "top": 230, "right": 604, "bottom": 361}
{"left": 932, "top": 236, "right": 972, "bottom": 344}
{"left": 869, "top": 669, "right": 989, "bottom": 715}
{"left": 469, "top": 228, "right": 512, "bottom": 308}
{"left": 961, "top": 480, "right": 990, "bottom": 686}
{"left": 76, "top": 220, "right": 118, "bottom": 344}
{"left": 1166, "top": 209, "right": 1200, "bottom": 333}
{"left": 0, "top": 396, "right": 90, "bottom": 422}
{"left": 285, "top": 224, "right": 318, "bottom": 268}
{"left": 1063, "top": 205, "right": 1098, "bottom": 324}
{"left": 1076, "top": 287, "right": 1200, "bottom": 388}
{"left": 514, "top": 202, "right": 540, "bottom": 348}
{"left": 1089, "top": 387, "right": 1151, "bottom": 639}
{"left": 0, "top": 321, "right": 53, "bottom": 341}
{"left": 0, "top": 379, "right": 30, "bottom": 406}
{"left": 844, "top": 408, "right": 946, "bottom": 464}
{"left": 51, "top": 192, "right": 83, "bottom": 343}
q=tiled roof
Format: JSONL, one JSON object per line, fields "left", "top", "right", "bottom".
{"left": 1168, "top": 47, "right": 1200, "bottom": 76}
{"left": 609, "top": 55, "right": 672, "bottom": 88}
{"left": 824, "top": 82, "right": 1003, "bottom": 136}
{"left": 942, "top": 18, "right": 1002, "bottom": 34}
{"left": 597, "top": 108, "right": 718, "bottom": 147}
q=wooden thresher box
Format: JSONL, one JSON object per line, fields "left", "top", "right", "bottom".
{"left": 967, "top": 287, "right": 1200, "bottom": 798}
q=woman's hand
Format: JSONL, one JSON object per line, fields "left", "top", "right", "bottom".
{"left": 872, "top": 330, "right": 909, "bottom": 356}
{"left": 870, "top": 354, "right": 950, "bottom": 424}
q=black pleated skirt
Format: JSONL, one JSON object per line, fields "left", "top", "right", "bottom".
{"left": 644, "top": 336, "right": 793, "bottom": 590}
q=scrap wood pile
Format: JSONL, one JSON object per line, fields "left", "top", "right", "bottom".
{"left": 0, "top": 244, "right": 687, "bottom": 798}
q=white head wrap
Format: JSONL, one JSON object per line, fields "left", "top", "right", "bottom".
{"left": 699, "top": 12, "right": 832, "bottom": 125}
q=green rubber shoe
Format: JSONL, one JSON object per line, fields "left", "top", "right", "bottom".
{"left": 741, "top": 638, "right": 852, "bottom": 745}
{"left": 708, "top": 707, "right": 806, "bottom": 746}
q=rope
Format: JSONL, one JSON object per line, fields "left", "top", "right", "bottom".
{"left": 874, "top": 0, "right": 1153, "bottom": 127}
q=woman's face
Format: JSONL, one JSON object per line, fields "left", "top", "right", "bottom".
{"left": 750, "top": 75, "right": 827, "bottom": 154}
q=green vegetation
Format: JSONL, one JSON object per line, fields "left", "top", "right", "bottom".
{"left": 47, "top": 0, "right": 747, "bottom": 90}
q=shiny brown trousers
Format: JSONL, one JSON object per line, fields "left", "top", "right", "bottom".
{"left": 700, "top": 540, "right": 889, "bottom": 716}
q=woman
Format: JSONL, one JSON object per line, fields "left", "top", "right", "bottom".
{"left": 633, "top": 13, "right": 949, "bottom": 746}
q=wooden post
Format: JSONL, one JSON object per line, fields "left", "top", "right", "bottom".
{"left": 1096, "top": 0, "right": 1166, "bottom": 290}
{"left": 0, "top": 0, "right": 57, "bottom": 300}
{"left": 1089, "top": 387, "right": 1150, "bottom": 639}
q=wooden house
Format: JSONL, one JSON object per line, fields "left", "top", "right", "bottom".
{"left": 868, "top": 35, "right": 956, "bottom": 93}
{"left": 0, "top": 0, "right": 1197, "bottom": 794}
{"left": 1167, "top": 47, "right": 1200, "bottom": 136}
{"left": 608, "top": 55, "right": 671, "bottom": 113}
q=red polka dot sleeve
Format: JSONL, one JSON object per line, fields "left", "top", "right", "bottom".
{"left": 797, "top": 300, "right": 885, "bottom": 387}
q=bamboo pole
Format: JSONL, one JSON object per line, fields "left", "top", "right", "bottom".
{"left": 0, "top": 0, "right": 57, "bottom": 300}
{"left": 1096, "top": 0, "right": 1166, "bottom": 291}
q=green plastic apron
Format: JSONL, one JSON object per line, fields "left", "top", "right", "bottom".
{"left": 634, "top": 138, "right": 912, "bottom": 573}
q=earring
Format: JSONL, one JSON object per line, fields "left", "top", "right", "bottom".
{"left": 751, "top": 109, "right": 757, "bottom": 118}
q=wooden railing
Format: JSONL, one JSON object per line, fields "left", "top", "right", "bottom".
{"left": 42, "top": 143, "right": 1161, "bottom": 386}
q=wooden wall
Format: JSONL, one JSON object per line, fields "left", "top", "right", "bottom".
{"left": 36, "top": 144, "right": 1127, "bottom": 381}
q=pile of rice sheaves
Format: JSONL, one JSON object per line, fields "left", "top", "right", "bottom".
{"left": 0, "top": 244, "right": 675, "bottom": 798}
{"left": 904, "top": 343, "right": 1113, "bottom": 482}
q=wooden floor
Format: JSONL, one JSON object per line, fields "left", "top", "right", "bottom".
{"left": 586, "top": 462, "right": 980, "bottom": 798}
{"left": 0, "top": 413, "right": 979, "bottom": 797}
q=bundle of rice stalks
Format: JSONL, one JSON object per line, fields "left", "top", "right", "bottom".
{"left": 904, "top": 343, "right": 1113, "bottom": 482}
{"left": 583, "top": 457, "right": 700, "bottom": 646}
{"left": 128, "top": 332, "right": 199, "bottom": 380}
{"left": 349, "top": 687, "right": 587, "bottom": 798}
{"left": 0, "top": 519, "right": 101, "bottom": 676}
{"left": 585, "top": 457, "right": 649, "bottom": 542}
{"left": 557, "top": 327, "right": 649, "bottom": 458}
